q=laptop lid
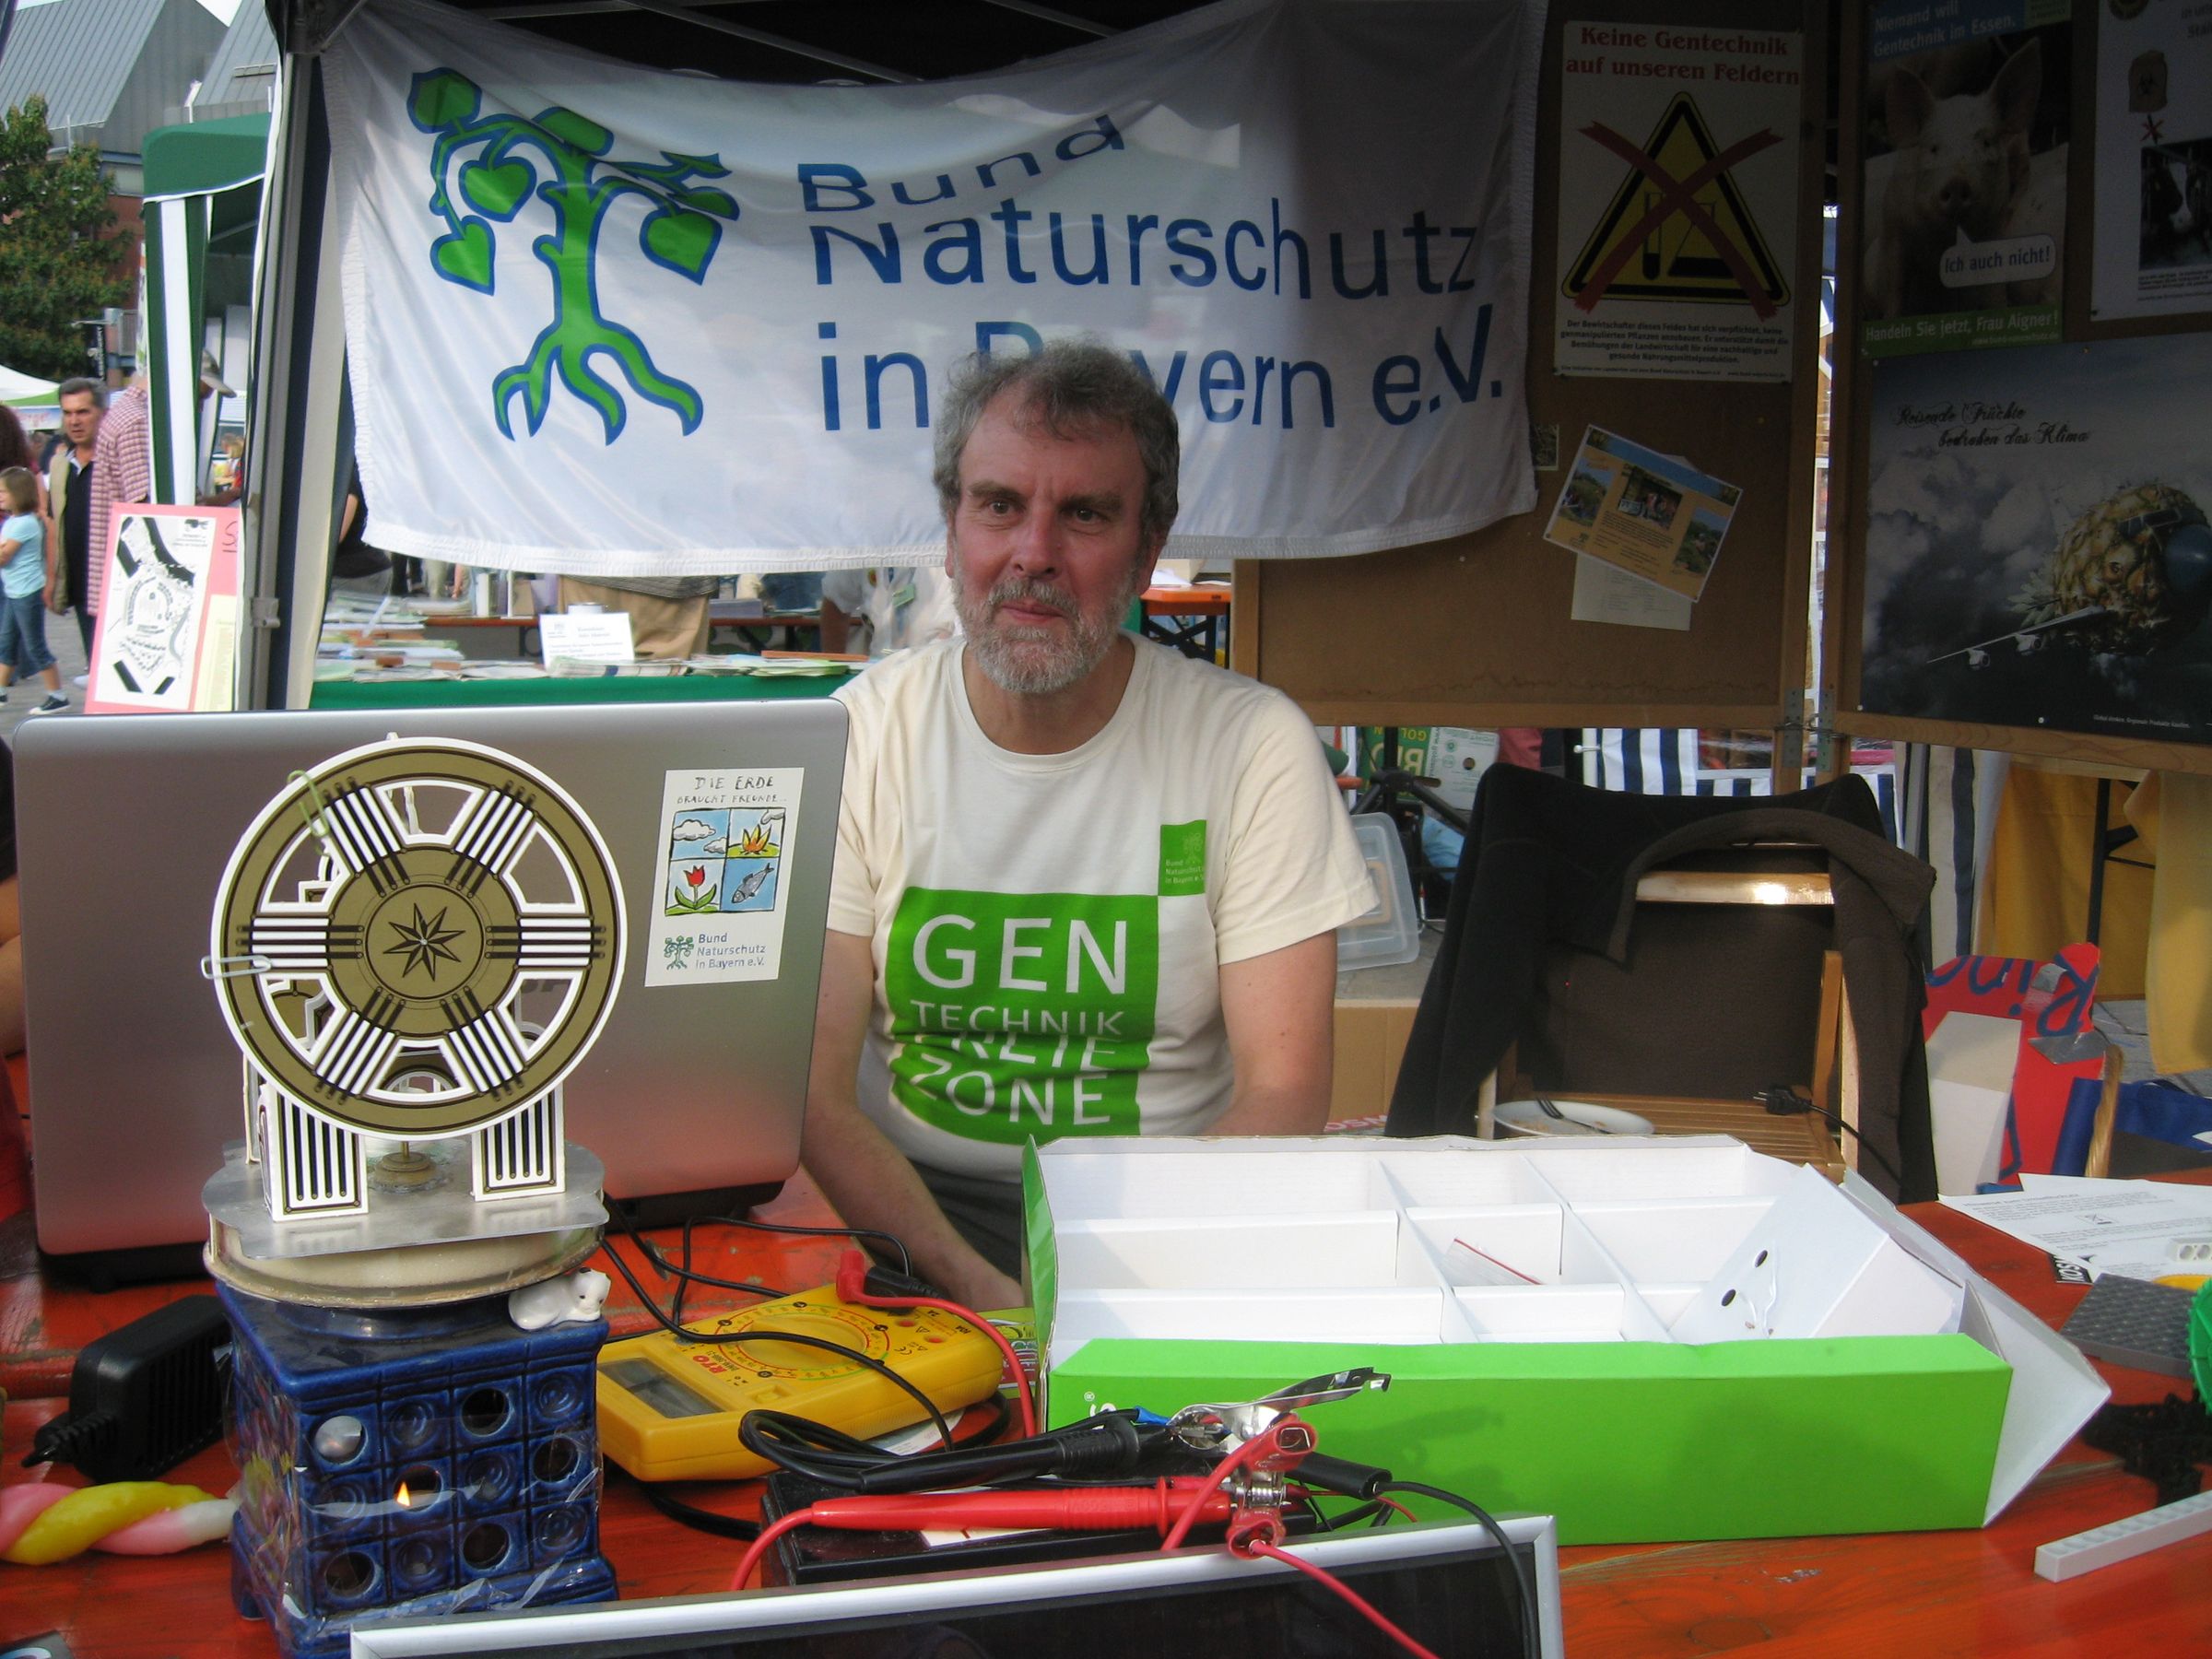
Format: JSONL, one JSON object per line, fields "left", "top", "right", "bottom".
{"left": 16, "top": 699, "right": 846, "bottom": 1259}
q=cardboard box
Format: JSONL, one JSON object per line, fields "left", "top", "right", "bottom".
{"left": 1022, "top": 1135, "right": 2108, "bottom": 1545}
{"left": 1329, "top": 998, "right": 1420, "bottom": 1123}
{"left": 1927, "top": 1011, "right": 2019, "bottom": 1194}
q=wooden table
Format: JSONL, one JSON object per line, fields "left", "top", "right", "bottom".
{"left": 429, "top": 615, "right": 540, "bottom": 659}
{"left": 4, "top": 1180, "right": 2207, "bottom": 1656}
{"left": 708, "top": 606, "right": 823, "bottom": 654}
{"left": 1140, "top": 583, "right": 1231, "bottom": 662}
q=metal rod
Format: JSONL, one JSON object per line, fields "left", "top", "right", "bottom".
{"left": 979, "top": 0, "right": 1115, "bottom": 37}
{"left": 479, "top": 0, "right": 921, "bottom": 81}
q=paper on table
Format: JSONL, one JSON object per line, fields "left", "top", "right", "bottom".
{"left": 1942, "top": 1178, "right": 2212, "bottom": 1281}
{"left": 1571, "top": 555, "right": 1693, "bottom": 630}
{"left": 539, "top": 609, "right": 635, "bottom": 665}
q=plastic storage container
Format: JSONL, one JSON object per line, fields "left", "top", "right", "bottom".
{"left": 1336, "top": 812, "right": 1420, "bottom": 971}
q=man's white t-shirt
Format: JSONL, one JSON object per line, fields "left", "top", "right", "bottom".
{"left": 829, "top": 635, "right": 1374, "bottom": 1179}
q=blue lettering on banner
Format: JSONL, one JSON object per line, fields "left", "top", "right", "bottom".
{"left": 1371, "top": 304, "right": 1499, "bottom": 425}
{"left": 784, "top": 112, "right": 1500, "bottom": 440}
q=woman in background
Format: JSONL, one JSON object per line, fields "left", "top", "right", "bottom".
{"left": 0, "top": 469, "right": 65, "bottom": 712}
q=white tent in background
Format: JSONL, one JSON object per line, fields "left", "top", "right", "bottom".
{"left": 0, "top": 365, "right": 61, "bottom": 406}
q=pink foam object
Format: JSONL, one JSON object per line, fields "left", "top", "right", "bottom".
{"left": 0, "top": 1485, "right": 71, "bottom": 1551}
{"left": 95, "top": 1498, "right": 237, "bottom": 1554}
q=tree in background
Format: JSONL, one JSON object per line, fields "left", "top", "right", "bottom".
{"left": 0, "top": 97, "right": 130, "bottom": 380}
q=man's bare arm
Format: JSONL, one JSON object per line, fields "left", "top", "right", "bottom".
{"left": 801, "top": 928, "right": 1025, "bottom": 1310}
{"left": 1212, "top": 930, "right": 1337, "bottom": 1135}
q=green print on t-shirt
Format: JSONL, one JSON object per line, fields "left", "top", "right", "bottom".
{"left": 1158, "top": 819, "right": 1206, "bottom": 897}
{"left": 885, "top": 887, "right": 1159, "bottom": 1145}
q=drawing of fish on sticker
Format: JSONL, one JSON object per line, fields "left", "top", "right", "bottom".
{"left": 720, "top": 808, "right": 785, "bottom": 912}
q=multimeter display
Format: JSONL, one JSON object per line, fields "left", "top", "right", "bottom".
{"left": 600, "top": 1357, "right": 717, "bottom": 1418}
{"left": 595, "top": 1285, "right": 1006, "bottom": 1481}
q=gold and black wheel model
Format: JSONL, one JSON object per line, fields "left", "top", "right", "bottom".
{"left": 211, "top": 736, "right": 625, "bottom": 1136}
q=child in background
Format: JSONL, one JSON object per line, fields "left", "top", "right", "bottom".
{"left": 0, "top": 470, "right": 66, "bottom": 712}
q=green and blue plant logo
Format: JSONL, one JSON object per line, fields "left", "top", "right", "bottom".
{"left": 408, "top": 68, "right": 740, "bottom": 442}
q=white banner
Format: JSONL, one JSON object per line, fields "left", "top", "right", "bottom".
{"left": 325, "top": 0, "right": 1541, "bottom": 575}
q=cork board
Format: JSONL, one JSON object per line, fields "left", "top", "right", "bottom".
{"left": 1828, "top": 1, "right": 2212, "bottom": 777}
{"left": 1238, "top": 0, "right": 1828, "bottom": 735}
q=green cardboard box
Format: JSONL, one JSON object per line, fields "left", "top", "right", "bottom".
{"left": 1021, "top": 1135, "right": 2109, "bottom": 1545}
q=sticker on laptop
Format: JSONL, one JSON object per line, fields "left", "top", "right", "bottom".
{"left": 646, "top": 768, "right": 804, "bottom": 985}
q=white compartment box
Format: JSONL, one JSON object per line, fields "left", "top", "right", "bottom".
{"left": 1022, "top": 1135, "right": 2110, "bottom": 1544}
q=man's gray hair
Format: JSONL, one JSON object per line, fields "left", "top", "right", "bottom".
{"left": 933, "top": 339, "right": 1180, "bottom": 548}
{"left": 56, "top": 378, "right": 106, "bottom": 407}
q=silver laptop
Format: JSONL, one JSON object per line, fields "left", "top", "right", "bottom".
{"left": 15, "top": 698, "right": 847, "bottom": 1266}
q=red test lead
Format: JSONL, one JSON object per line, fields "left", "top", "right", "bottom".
{"left": 730, "top": 1478, "right": 1232, "bottom": 1590}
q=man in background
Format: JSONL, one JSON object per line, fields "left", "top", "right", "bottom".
{"left": 43, "top": 379, "right": 104, "bottom": 671}
{"left": 85, "top": 375, "right": 150, "bottom": 650}
{"left": 557, "top": 571, "right": 722, "bottom": 659}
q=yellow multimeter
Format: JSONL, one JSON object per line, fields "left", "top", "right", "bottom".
{"left": 594, "top": 1285, "right": 1006, "bottom": 1481}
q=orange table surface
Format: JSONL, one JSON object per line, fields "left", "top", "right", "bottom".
{"left": 4, "top": 1182, "right": 2209, "bottom": 1657}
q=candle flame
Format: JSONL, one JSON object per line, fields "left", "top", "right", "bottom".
{"left": 395, "top": 1481, "right": 414, "bottom": 1510}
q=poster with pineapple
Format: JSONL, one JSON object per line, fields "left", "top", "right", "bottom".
{"left": 1859, "top": 336, "right": 2212, "bottom": 747}
{"left": 645, "top": 767, "right": 806, "bottom": 985}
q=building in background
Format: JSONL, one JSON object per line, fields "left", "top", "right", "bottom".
{"left": 0, "top": 0, "right": 275, "bottom": 379}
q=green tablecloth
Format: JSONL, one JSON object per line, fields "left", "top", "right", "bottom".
{"left": 309, "top": 671, "right": 851, "bottom": 710}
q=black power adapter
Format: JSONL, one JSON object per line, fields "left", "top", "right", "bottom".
{"left": 23, "top": 1294, "right": 230, "bottom": 1482}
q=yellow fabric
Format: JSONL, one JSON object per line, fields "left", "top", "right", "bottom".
{"left": 2127, "top": 772, "right": 2212, "bottom": 1074}
{"left": 1977, "top": 766, "right": 2150, "bottom": 997}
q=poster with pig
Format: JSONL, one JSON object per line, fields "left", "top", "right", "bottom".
{"left": 1860, "top": 1, "right": 2070, "bottom": 359}
{"left": 1857, "top": 335, "right": 2212, "bottom": 747}
{"left": 2088, "top": 1, "right": 2212, "bottom": 320}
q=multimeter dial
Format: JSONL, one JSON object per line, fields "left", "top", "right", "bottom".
{"left": 211, "top": 737, "right": 624, "bottom": 1136}
{"left": 710, "top": 1299, "right": 897, "bottom": 1380}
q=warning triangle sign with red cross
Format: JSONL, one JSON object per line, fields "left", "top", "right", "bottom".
{"left": 1564, "top": 94, "right": 1789, "bottom": 307}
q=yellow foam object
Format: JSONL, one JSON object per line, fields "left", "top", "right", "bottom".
{"left": 2126, "top": 771, "right": 2212, "bottom": 1075}
{"left": 3, "top": 1482, "right": 218, "bottom": 1565}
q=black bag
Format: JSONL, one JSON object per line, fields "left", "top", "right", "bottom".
{"left": 333, "top": 538, "right": 392, "bottom": 580}
{"left": 335, "top": 458, "right": 393, "bottom": 579}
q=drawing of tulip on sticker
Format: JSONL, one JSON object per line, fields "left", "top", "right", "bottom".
{"left": 666, "top": 861, "right": 721, "bottom": 914}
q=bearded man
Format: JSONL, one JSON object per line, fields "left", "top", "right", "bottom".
{"left": 805, "top": 340, "right": 1373, "bottom": 1309}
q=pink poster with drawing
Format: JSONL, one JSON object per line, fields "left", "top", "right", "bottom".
{"left": 85, "top": 504, "right": 241, "bottom": 714}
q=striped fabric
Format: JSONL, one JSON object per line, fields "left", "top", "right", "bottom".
{"left": 144, "top": 191, "right": 209, "bottom": 509}
{"left": 1580, "top": 729, "right": 1900, "bottom": 845}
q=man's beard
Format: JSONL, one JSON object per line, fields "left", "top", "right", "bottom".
{"left": 954, "top": 560, "right": 1139, "bottom": 696}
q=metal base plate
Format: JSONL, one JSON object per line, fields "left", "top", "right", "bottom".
{"left": 206, "top": 1219, "right": 602, "bottom": 1309}
{"left": 202, "top": 1141, "right": 607, "bottom": 1309}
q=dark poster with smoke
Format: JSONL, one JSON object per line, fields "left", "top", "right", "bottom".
{"left": 1858, "top": 336, "right": 2212, "bottom": 747}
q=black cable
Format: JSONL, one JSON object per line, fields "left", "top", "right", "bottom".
{"left": 1754, "top": 1085, "right": 1906, "bottom": 1193}
{"left": 593, "top": 1237, "right": 954, "bottom": 1447}
{"left": 1312, "top": 1496, "right": 1394, "bottom": 1532}
{"left": 600, "top": 1205, "right": 794, "bottom": 1327}
{"left": 630, "top": 1474, "right": 761, "bottom": 1541}
{"left": 1379, "top": 1479, "right": 1538, "bottom": 1659}
{"left": 739, "top": 1401, "right": 1153, "bottom": 1495}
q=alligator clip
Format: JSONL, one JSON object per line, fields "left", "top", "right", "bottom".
{"left": 1164, "top": 1366, "right": 1391, "bottom": 1455}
